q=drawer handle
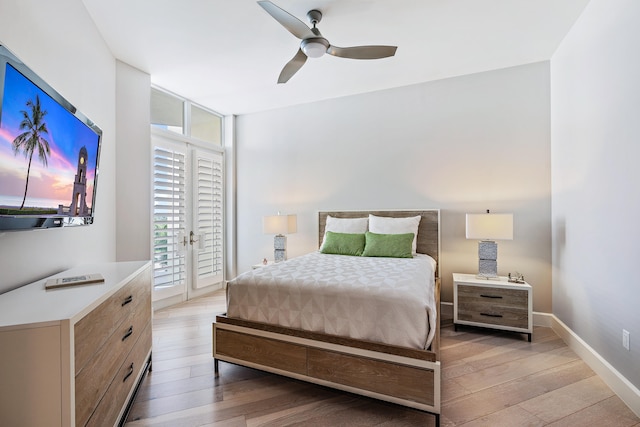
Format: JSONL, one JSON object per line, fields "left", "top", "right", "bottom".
{"left": 480, "top": 294, "right": 503, "bottom": 299}
{"left": 122, "top": 295, "right": 133, "bottom": 306}
{"left": 123, "top": 363, "right": 134, "bottom": 382}
{"left": 122, "top": 326, "right": 133, "bottom": 341}
{"left": 480, "top": 312, "right": 503, "bottom": 318}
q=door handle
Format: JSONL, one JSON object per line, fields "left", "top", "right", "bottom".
{"left": 190, "top": 231, "right": 204, "bottom": 249}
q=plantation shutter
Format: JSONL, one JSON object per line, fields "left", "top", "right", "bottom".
{"left": 152, "top": 144, "right": 187, "bottom": 296}
{"left": 192, "top": 149, "right": 224, "bottom": 288}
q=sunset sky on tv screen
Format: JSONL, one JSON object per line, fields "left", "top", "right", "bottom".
{"left": 0, "top": 64, "right": 99, "bottom": 210}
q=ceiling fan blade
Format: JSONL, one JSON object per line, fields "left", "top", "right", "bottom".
{"left": 278, "top": 48, "right": 307, "bottom": 83}
{"left": 327, "top": 45, "right": 397, "bottom": 60}
{"left": 258, "top": 1, "right": 314, "bottom": 40}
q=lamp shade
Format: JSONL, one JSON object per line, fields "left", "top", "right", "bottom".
{"left": 466, "top": 213, "right": 513, "bottom": 240}
{"left": 263, "top": 214, "right": 297, "bottom": 235}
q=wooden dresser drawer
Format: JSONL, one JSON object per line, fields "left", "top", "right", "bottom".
{"left": 85, "top": 321, "right": 152, "bottom": 427}
{"left": 75, "top": 268, "right": 151, "bottom": 376}
{"left": 75, "top": 289, "right": 151, "bottom": 427}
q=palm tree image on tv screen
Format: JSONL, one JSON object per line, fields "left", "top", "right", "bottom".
{"left": 0, "top": 62, "right": 100, "bottom": 219}
{"left": 12, "top": 94, "right": 51, "bottom": 211}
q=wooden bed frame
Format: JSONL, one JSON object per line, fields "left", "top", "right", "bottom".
{"left": 213, "top": 210, "right": 441, "bottom": 425}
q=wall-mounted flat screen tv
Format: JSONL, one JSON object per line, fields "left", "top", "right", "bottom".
{"left": 0, "top": 44, "right": 102, "bottom": 231}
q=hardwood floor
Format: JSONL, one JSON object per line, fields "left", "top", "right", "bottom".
{"left": 125, "top": 290, "right": 639, "bottom": 426}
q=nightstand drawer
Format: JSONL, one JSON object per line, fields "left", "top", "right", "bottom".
{"left": 457, "top": 303, "right": 528, "bottom": 329}
{"left": 457, "top": 284, "right": 528, "bottom": 329}
{"left": 457, "top": 284, "right": 528, "bottom": 307}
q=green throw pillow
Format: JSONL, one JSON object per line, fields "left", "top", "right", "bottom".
{"left": 362, "top": 232, "right": 414, "bottom": 258}
{"left": 320, "top": 231, "right": 366, "bottom": 256}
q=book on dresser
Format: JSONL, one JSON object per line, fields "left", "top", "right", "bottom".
{"left": 0, "top": 260, "right": 152, "bottom": 427}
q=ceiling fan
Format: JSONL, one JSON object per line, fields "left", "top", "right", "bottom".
{"left": 257, "top": 0, "right": 398, "bottom": 83}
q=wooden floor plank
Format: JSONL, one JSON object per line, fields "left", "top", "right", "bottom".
{"left": 517, "top": 375, "right": 615, "bottom": 423}
{"left": 450, "top": 346, "right": 579, "bottom": 393}
{"left": 124, "top": 290, "right": 639, "bottom": 426}
{"left": 441, "top": 360, "right": 596, "bottom": 425}
{"left": 245, "top": 395, "right": 368, "bottom": 427}
{"left": 457, "top": 405, "right": 545, "bottom": 427}
{"left": 545, "top": 395, "right": 640, "bottom": 427}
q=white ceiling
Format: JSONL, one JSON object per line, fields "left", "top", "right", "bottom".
{"left": 82, "top": 0, "right": 590, "bottom": 115}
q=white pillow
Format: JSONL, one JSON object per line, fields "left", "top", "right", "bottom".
{"left": 320, "top": 215, "right": 368, "bottom": 250}
{"left": 368, "top": 214, "right": 421, "bottom": 255}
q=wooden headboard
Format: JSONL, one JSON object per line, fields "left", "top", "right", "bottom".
{"left": 318, "top": 210, "right": 441, "bottom": 278}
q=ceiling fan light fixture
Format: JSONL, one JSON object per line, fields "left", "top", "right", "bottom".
{"left": 301, "top": 38, "right": 329, "bottom": 58}
{"left": 258, "top": 1, "right": 397, "bottom": 83}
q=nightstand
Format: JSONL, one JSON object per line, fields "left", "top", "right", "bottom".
{"left": 453, "top": 273, "right": 533, "bottom": 341}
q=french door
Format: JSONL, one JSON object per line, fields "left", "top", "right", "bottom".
{"left": 151, "top": 134, "right": 224, "bottom": 304}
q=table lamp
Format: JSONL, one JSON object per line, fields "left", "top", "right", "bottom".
{"left": 466, "top": 210, "right": 513, "bottom": 279}
{"left": 263, "top": 213, "right": 297, "bottom": 262}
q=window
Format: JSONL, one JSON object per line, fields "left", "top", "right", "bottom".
{"left": 151, "top": 87, "right": 222, "bottom": 146}
{"left": 151, "top": 88, "right": 184, "bottom": 134}
{"left": 192, "top": 104, "right": 222, "bottom": 145}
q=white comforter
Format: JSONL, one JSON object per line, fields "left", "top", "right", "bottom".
{"left": 227, "top": 252, "right": 437, "bottom": 349}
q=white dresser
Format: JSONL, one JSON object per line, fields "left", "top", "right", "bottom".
{"left": 0, "top": 261, "right": 152, "bottom": 427}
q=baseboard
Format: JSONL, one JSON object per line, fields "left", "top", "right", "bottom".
{"left": 551, "top": 314, "right": 640, "bottom": 418}
{"left": 533, "top": 311, "right": 554, "bottom": 327}
{"left": 440, "top": 302, "right": 453, "bottom": 321}
{"left": 153, "top": 294, "right": 185, "bottom": 311}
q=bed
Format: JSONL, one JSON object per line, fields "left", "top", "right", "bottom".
{"left": 213, "top": 210, "right": 441, "bottom": 425}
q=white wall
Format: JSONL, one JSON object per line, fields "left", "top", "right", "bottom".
{"left": 0, "top": 0, "right": 116, "bottom": 293}
{"left": 115, "top": 61, "right": 151, "bottom": 262}
{"left": 236, "top": 62, "right": 552, "bottom": 310}
{"left": 551, "top": 0, "right": 640, "bottom": 389}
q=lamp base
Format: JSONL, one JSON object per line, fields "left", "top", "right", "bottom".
{"left": 477, "top": 241, "right": 499, "bottom": 279}
{"left": 274, "top": 234, "right": 287, "bottom": 262}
